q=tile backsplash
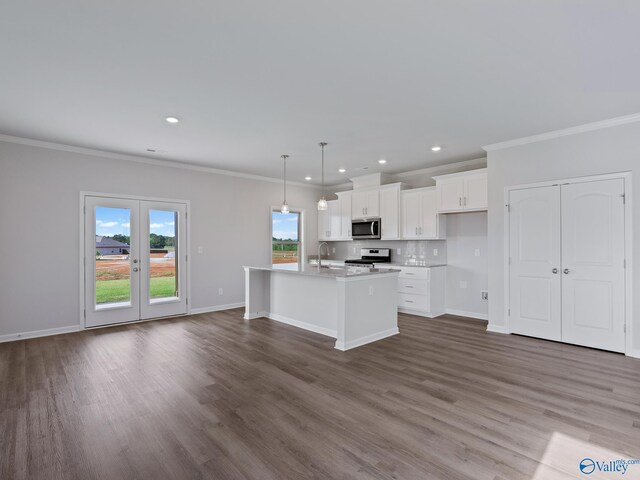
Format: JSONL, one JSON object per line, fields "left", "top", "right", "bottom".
{"left": 320, "top": 240, "right": 447, "bottom": 265}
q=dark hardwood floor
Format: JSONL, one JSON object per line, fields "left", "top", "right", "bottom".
{"left": 1, "top": 309, "right": 639, "bottom": 480}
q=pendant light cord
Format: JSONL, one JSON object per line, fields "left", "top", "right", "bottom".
{"left": 319, "top": 142, "right": 327, "bottom": 198}
{"left": 281, "top": 154, "right": 289, "bottom": 204}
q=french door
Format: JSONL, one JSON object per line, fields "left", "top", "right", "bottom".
{"left": 84, "top": 195, "right": 188, "bottom": 328}
{"left": 508, "top": 178, "right": 626, "bottom": 352}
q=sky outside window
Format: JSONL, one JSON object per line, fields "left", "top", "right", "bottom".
{"left": 272, "top": 212, "right": 299, "bottom": 241}
{"left": 96, "top": 207, "right": 130, "bottom": 236}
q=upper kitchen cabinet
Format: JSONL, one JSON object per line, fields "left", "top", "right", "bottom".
{"left": 319, "top": 194, "right": 352, "bottom": 241}
{"left": 318, "top": 200, "right": 335, "bottom": 241}
{"left": 352, "top": 189, "right": 380, "bottom": 219}
{"left": 433, "top": 168, "right": 488, "bottom": 213}
{"left": 336, "top": 191, "right": 352, "bottom": 240}
{"left": 400, "top": 187, "right": 445, "bottom": 239}
{"left": 379, "top": 185, "right": 402, "bottom": 240}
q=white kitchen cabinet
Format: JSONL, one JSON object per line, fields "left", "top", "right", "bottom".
{"left": 352, "top": 189, "right": 379, "bottom": 219}
{"left": 337, "top": 191, "right": 352, "bottom": 240}
{"left": 379, "top": 185, "right": 401, "bottom": 240}
{"left": 433, "top": 168, "right": 487, "bottom": 213}
{"left": 318, "top": 201, "right": 334, "bottom": 241}
{"left": 319, "top": 195, "right": 352, "bottom": 241}
{"left": 400, "top": 187, "right": 445, "bottom": 239}
{"left": 375, "top": 265, "right": 446, "bottom": 318}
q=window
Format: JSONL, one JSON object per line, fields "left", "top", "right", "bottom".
{"left": 272, "top": 210, "right": 302, "bottom": 270}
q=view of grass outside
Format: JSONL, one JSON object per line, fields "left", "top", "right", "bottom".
{"left": 96, "top": 276, "right": 177, "bottom": 303}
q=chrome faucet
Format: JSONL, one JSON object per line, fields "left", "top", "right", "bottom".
{"left": 317, "top": 242, "right": 330, "bottom": 271}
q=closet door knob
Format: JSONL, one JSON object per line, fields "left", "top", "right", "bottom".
{"left": 552, "top": 268, "right": 558, "bottom": 274}
{"left": 563, "top": 268, "right": 570, "bottom": 274}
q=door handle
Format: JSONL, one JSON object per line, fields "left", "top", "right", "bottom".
{"left": 552, "top": 268, "right": 558, "bottom": 274}
{"left": 133, "top": 267, "right": 139, "bottom": 272}
{"left": 563, "top": 268, "right": 570, "bottom": 274}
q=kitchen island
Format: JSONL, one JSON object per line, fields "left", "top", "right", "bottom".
{"left": 243, "top": 265, "right": 400, "bottom": 350}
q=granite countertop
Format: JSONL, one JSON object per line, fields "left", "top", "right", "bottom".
{"left": 244, "top": 265, "right": 401, "bottom": 278}
{"left": 385, "top": 262, "right": 447, "bottom": 268}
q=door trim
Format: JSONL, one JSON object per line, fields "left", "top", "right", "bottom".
{"left": 503, "top": 171, "right": 633, "bottom": 356}
{"left": 79, "top": 191, "right": 191, "bottom": 330}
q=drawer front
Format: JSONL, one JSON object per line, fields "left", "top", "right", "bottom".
{"left": 398, "top": 292, "right": 429, "bottom": 311}
{"left": 397, "top": 278, "right": 427, "bottom": 295}
{"left": 398, "top": 266, "right": 429, "bottom": 280}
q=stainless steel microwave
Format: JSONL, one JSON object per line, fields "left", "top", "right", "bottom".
{"left": 351, "top": 218, "right": 381, "bottom": 239}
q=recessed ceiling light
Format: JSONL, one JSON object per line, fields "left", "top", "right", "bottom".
{"left": 431, "top": 146, "right": 442, "bottom": 152}
{"left": 338, "top": 168, "right": 346, "bottom": 173}
{"left": 165, "top": 116, "right": 180, "bottom": 124}
{"left": 304, "top": 176, "right": 312, "bottom": 181}
{"left": 378, "top": 159, "right": 387, "bottom": 164}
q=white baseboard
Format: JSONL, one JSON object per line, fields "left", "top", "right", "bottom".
{"left": 0, "top": 325, "right": 81, "bottom": 344}
{"left": 398, "top": 307, "right": 442, "bottom": 318}
{"left": 445, "top": 309, "right": 488, "bottom": 321}
{"left": 190, "top": 302, "right": 245, "bottom": 315}
{"left": 486, "top": 324, "right": 509, "bottom": 334}
{"left": 267, "top": 313, "right": 337, "bottom": 339}
{"left": 244, "top": 311, "right": 267, "bottom": 320}
{"left": 626, "top": 348, "right": 640, "bottom": 359}
{"left": 334, "top": 327, "right": 399, "bottom": 351}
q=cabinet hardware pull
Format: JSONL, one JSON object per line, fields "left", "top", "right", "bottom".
{"left": 459, "top": 197, "right": 462, "bottom": 206}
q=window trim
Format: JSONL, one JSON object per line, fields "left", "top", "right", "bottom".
{"left": 270, "top": 206, "right": 305, "bottom": 268}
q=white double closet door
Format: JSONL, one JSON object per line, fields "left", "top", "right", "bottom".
{"left": 84, "top": 195, "right": 188, "bottom": 328}
{"left": 509, "top": 178, "right": 626, "bottom": 352}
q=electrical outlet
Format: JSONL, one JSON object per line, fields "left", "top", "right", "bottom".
{"left": 459, "top": 281, "right": 468, "bottom": 289}
{"left": 396, "top": 248, "right": 401, "bottom": 255}
{"left": 197, "top": 246, "right": 204, "bottom": 254}
{"left": 481, "top": 291, "right": 488, "bottom": 301}
{"left": 475, "top": 249, "right": 481, "bottom": 257}
{"left": 433, "top": 248, "right": 439, "bottom": 257}
{"left": 218, "top": 288, "right": 223, "bottom": 295}
{"left": 332, "top": 247, "right": 336, "bottom": 253}
{"left": 369, "top": 285, "right": 374, "bottom": 296}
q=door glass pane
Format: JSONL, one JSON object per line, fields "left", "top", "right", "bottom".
{"left": 95, "top": 207, "right": 131, "bottom": 306}
{"left": 272, "top": 211, "right": 300, "bottom": 268}
{"left": 149, "top": 210, "right": 178, "bottom": 300}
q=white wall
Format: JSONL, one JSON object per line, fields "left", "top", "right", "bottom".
{"left": 0, "top": 140, "right": 319, "bottom": 339}
{"left": 445, "top": 212, "right": 488, "bottom": 319}
{"left": 486, "top": 120, "right": 640, "bottom": 356}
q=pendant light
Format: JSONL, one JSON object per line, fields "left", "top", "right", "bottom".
{"left": 317, "top": 142, "right": 328, "bottom": 211}
{"left": 280, "top": 154, "right": 290, "bottom": 214}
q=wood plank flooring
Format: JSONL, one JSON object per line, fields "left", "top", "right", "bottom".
{"left": 1, "top": 309, "right": 639, "bottom": 480}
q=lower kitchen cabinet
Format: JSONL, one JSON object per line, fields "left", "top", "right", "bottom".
{"left": 394, "top": 265, "right": 446, "bottom": 317}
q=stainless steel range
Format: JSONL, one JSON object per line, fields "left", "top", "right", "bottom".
{"left": 345, "top": 248, "right": 391, "bottom": 267}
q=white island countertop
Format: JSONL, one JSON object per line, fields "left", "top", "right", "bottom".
{"left": 243, "top": 264, "right": 400, "bottom": 350}
{"left": 243, "top": 264, "right": 401, "bottom": 279}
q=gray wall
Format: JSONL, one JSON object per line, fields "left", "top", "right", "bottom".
{"left": 0, "top": 140, "right": 320, "bottom": 338}
{"left": 486, "top": 121, "right": 640, "bottom": 355}
{"left": 445, "top": 212, "right": 488, "bottom": 318}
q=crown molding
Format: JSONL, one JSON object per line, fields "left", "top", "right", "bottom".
{"left": 0, "top": 133, "right": 320, "bottom": 189}
{"left": 482, "top": 112, "right": 640, "bottom": 152}
{"left": 392, "top": 157, "right": 487, "bottom": 179}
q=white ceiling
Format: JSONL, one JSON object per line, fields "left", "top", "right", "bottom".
{"left": 2, "top": 1, "right": 640, "bottom": 185}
